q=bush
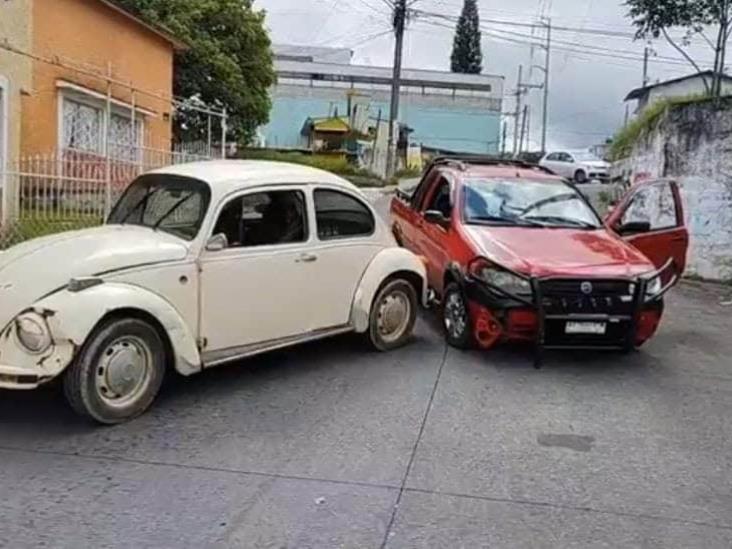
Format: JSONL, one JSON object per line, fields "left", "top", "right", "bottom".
{"left": 239, "top": 149, "right": 363, "bottom": 176}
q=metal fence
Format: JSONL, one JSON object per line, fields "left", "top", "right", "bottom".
{"left": 0, "top": 146, "right": 210, "bottom": 249}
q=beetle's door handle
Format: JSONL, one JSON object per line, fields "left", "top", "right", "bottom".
{"left": 296, "top": 253, "right": 318, "bottom": 263}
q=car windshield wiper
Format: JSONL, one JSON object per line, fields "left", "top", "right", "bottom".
{"left": 522, "top": 215, "right": 599, "bottom": 229}
{"left": 152, "top": 193, "right": 196, "bottom": 232}
{"left": 520, "top": 193, "right": 580, "bottom": 216}
{"left": 467, "top": 215, "right": 547, "bottom": 228}
{"left": 119, "top": 189, "right": 154, "bottom": 225}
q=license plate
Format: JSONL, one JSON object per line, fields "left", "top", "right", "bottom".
{"left": 565, "top": 321, "right": 607, "bottom": 335}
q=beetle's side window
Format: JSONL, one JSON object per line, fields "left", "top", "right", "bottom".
{"left": 314, "top": 189, "right": 375, "bottom": 240}
{"left": 213, "top": 190, "right": 308, "bottom": 248}
{"left": 621, "top": 182, "right": 678, "bottom": 230}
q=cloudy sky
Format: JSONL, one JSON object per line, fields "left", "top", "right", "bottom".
{"left": 254, "top": 0, "right": 717, "bottom": 151}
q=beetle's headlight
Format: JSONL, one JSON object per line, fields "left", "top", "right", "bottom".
{"left": 15, "top": 313, "right": 52, "bottom": 354}
{"left": 645, "top": 275, "right": 663, "bottom": 298}
{"left": 469, "top": 258, "right": 532, "bottom": 296}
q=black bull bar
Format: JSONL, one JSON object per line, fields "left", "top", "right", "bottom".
{"left": 464, "top": 259, "right": 678, "bottom": 368}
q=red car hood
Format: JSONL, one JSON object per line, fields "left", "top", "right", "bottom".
{"left": 462, "top": 226, "right": 655, "bottom": 278}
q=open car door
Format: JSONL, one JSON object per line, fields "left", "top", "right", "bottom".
{"left": 606, "top": 179, "right": 689, "bottom": 285}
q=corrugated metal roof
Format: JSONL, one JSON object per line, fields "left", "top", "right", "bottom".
{"left": 275, "top": 59, "right": 503, "bottom": 92}
{"left": 273, "top": 44, "right": 353, "bottom": 64}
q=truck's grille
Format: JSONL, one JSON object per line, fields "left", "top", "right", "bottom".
{"left": 540, "top": 279, "right": 636, "bottom": 316}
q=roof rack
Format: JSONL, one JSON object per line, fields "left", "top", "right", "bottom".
{"left": 428, "top": 154, "right": 556, "bottom": 175}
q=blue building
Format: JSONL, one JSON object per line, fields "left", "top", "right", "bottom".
{"left": 262, "top": 46, "right": 504, "bottom": 159}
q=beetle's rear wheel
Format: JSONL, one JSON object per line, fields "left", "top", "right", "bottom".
{"left": 63, "top": 318, "right": 166, "bottom": 425}
{"left": 368, "top": 279, "right": 418, "bottom": 351}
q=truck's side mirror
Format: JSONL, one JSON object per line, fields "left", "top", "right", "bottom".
{"left": 424, "top": 210, "right": 450, "bottom": 229}
{"left": 617, "top": 221, "right": 651, "bottom": 236}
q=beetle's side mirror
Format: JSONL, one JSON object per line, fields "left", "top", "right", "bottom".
{"left": 617, "top": 221, "right": 651, "bottom": 236}
{"left": 205, "top": 233, "right": 228, "bottom": 252}
{"left": 424, "top": 210, "right": 450, "bottom": 229}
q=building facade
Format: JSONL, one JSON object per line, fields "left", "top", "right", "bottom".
{"left": 0, "top": 0, "right": 33, "bottom": 187}
{"left": 625, "top": 71, "right": 732, "bottom": 113}
{"left": 263, "top": 46, "right": 504, "bottom": 158}
{"left": 23, "top": 0, "right": 184, "bottom": 158}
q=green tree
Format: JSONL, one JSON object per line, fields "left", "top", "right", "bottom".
{"left": 114, "top": 0, "right": 275, "bottom": 143}
{"left": 625, "top": 0, "right": 732, "bottom": 96}
{"left": 451, "top": 0, "right": 483, "bottom": 74}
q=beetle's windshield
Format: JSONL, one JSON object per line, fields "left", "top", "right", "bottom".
{"left": 108, "top": 174, "right": 211, "bottom": 240}
{"left": 463, "top": 178, "right": 602, "bottom": 229}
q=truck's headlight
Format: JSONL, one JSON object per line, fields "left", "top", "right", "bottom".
{"left": 15, "top": 313, "right": 52, "bottom": 354}
{"left": 469, "top": 258, "right": 532, "bottom": 296}
{"left": 645, "top": 275, "right": 663, "bottom": 298}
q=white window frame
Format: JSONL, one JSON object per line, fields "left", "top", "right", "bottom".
{"left": 56, "top": 82, "right": 149, "bottom": 161}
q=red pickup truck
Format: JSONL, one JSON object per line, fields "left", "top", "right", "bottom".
{"left": 390, "top": 156, "right": 688, "bottom": 360}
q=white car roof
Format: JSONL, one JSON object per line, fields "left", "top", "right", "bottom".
{"left": 148, "top": 160, "right": 361, "bottom": 198}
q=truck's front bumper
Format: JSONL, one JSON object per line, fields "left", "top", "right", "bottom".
{"left": 462, "top": 262, "right": 675, "bottom": 354}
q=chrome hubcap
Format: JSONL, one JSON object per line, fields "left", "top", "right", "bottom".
{"left": 377, "top": 290, "right": 411, "bottom": 344}
{"left": 444, "top": 291, "right": 468, "bottom": 338}
{"left": 95, "top": 336, "right": 152, "bottom": 407}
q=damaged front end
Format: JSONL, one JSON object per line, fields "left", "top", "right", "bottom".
{"left": 461, "top": 257, "right": 678, "bottom": 362}
{"left": 0, "top": 307, "right": 77, "bottom": 389}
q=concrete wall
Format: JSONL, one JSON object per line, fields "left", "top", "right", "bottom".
{"left": 0, "top": 0, "right": 33, "bottom": 169}
{"left": 623, "top": 99, "right": 732, "bottom": 280}
{"left": 264, "top": 84, "right": 501, "bottom": 155}
{"left": 23, "top": 0, "right": 175, "bottom": 155}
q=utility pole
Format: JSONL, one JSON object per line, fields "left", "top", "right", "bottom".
{"left": 512, "top": 65, "right": 523, "bottom": 156}
{"left": 501, "top": 121, "right": 507, "bottom": 157}
{"left": 519, "top": 105, "right": 529, "bottom": 155}
{"left": 540, "top": 17, "right": 551, "bottom": 154}
{"left": 642, "top": 45, "right": 650, "bottom": 87}
{"left": 387, "top": 0, "right": 407, "bottom": 178}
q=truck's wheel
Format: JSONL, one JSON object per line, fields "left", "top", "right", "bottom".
{"left": 63, "top": 317, "right": 166, "bottom": 425}
{"left": 368, "top": 279, "right": 418, "bottom": 351}
{"left": 442, "top": 283, "right": 474, "bottom": 349}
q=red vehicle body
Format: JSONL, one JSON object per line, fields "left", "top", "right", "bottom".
{"left": 390, "top": 157, "right": 689, "bottom": 357}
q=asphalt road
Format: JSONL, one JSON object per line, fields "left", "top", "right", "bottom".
{"left": 1, "top": 194, "right": 732, "bottom": 548}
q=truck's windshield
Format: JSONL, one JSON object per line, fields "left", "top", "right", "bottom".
{"left": 463, "top": 178, "right": 602, "bottom": 229}
{"left": 108, "top": 174, "right": 211, "bottom": 240}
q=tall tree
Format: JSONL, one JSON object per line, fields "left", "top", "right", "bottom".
{"left": 451, "top": 0, "right": 483, "bottom": 74}
{"left": 114, "top": 0, "right": 275, "bottom": 143}
{"left": 625, "top": 0, "right": 732, "bottom": 97}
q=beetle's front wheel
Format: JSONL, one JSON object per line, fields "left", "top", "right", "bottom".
{"left": 368, "top": 279, "right": 418, "bottom": 351}
{"left": 63, "top": 318, "right": 166, "bottom": 425}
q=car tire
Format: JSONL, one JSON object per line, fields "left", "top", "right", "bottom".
{"left": 574, "top": 170, "right": 588, "bottom": 184}
{"left": 368, "top": 278, "right": 418, "bottom": 351}
{"left": 63, "top": 317, "right": 167, "bottom": 425}
{"left": 442, "top": 283, "right": 474, "bottom": 349}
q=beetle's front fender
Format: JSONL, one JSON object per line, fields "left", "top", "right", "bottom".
{"left": 351, "top": 248, "right": 427, "bottom": 333}
{"left": 38, "top": 283, "right": 202, "bottom": 377}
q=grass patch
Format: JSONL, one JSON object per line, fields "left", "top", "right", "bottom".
{"left": 2, "top": 215, "right": 102, "bottom": 248}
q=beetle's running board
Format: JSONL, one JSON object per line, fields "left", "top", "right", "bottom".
{"left": 202, "top": 325, "right": 354, "bottom": 368}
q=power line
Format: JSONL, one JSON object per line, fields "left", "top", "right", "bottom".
{"left": 414, "top": 17, "right": 707, "bottom": 69}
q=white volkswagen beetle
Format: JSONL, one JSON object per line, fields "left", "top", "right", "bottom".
{"left": 0, "top": 161, "right": 427, "bottom": 424}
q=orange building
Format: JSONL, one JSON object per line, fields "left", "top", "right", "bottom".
{"left": 10, "top": 0, "right": 185, "bottom": 161}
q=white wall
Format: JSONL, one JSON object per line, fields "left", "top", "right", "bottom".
{"left": 623, "top": 101, "right": 732, "bottom": 280}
